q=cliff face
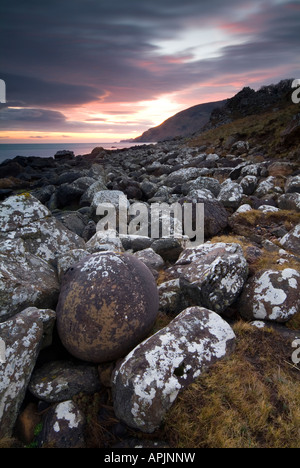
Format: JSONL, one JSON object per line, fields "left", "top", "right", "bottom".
{"left": 133, "top": 79, "right": 295, "bottom": 144}
{"left": 133, "top": 100, "right": 226, "bottom": 142}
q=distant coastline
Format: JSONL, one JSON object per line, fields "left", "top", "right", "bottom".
{"left": 0, "top": 142, "right": 155, "bottom": 164}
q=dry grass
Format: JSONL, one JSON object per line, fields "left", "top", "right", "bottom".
{"left": 163, "top": 321, "right": 300, "bottom": 448}
{"left": 187, "top": 103, "right": 300, "bottom": 160}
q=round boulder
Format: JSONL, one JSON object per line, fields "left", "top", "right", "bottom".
{"left": 56, "top": 252, "right": 159, "bottom": 363}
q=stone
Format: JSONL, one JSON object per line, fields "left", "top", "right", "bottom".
{"left": 182, "top": 176, "right": 221, "bottom": 197}
{"left": 53, "top": 210, "right": 87, "bottom": 238}
{"left": 173, "top": 242, "right": 248, "bottom": 314}
{"left": 112, "top": 306, "right": 236, "bottom": 433}
{"left": 254, "top": 176, "right": 279, "bottom": 198}
{"left": 57, "top": 249, "right": 88, "bottom": 281}
{"left": 56, "top": 252, "right": 159, "bottom": 363}
{"left": 279, "top": 224, "right": 300, "bottom": 256}
{"left": 278, "top": 193, "right": 300, "bottom": 212}
{"left": 217, "top": 179, "right": 243, "bottom": 209}
{"left": 80, "top": 179, "right": 108, "bottom": 207}
{"left": 0, "top": 238, "right": 60, "bottom": 321}
{"left": 91, "top": 190, "right": 127, "bottom": 212}
{"left": 285, "top": 175, "right": 300, "bottom": 194}
{"left": 0, "top": 308, "right": 56, "bottom": 438}
{"left": 86, "top": 230, "right": 124, "bottom": 253}
{"left": 158, "top": 279, "right": 188, "bottom": 316}
{"left": 133, "top": 248, "right": 164, "bottom": 277}
{"left": 0, "top": 193, "right": 85, "bottom": 265}
{"left": 38, "top": 400, "right": 86, "bottom": 448}
{"left": 0, "top": 193, "right": 50, "bottom": 233}
{"left": 240, "top": 175, "right": 258, "bottom": 195}
{"left": 54, "top": 150, "right": 75, "bottom": 160}
{"left": 165, "top": 168, "right": 205, "bottom": 186}
{"left": 239, "top": 268, "right": 300, "bottom": 323}
{"left": 28, "top": 360, "right": 102, "bottom": 403}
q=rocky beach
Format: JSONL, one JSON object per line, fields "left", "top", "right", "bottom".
{"left": 0, "top": 81, "right": 300, "bottom": 448}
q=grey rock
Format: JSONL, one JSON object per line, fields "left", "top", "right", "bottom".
{"left": 239, "top": 268, "right": 300, "bottom": 323}
{"left": 28, "top": 360, "right": 102, "bottom": 403}
{"left": 173, "top": 242, "right": 248, "bottom": 313}
{"left": 112, "top": 306, "right": 236, "bottom": 433}
{"left": 38, "top": 400, "right": 86, "bottom": 448}
{"left": 0, "top": 308, "right": 56, "bottom": 438}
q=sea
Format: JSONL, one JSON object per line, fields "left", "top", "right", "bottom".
{"left": 0, "top": 142, "right": 153, "bottom": 164}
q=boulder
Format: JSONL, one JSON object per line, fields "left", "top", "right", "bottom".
{"left": 182, "top": 176, "right": 221, "bottom": 197}
{"left": 279, "top": 224, "right": 300, "bottom": 256}
{"left": 217, "top": 179, "right": 243, "bottom": 209}
{"left": 278, "top": 193, "right": 300, "bottom": 212}
{"left": 239, "top": 268, "right": 300, "bottom": 322}
{"left": 133, "top": 248, "right": 164, "bottom": 278}
{"left": 285, "top": 175, "right": 300, "bottom": 194}
{"left": 0, "top": 308, "right": 56, "bottom": 438}
{"left": 158, "top": 279, "right": 188, "bottom": 316}
{"left": 38, "top": 400, "right": 86, "bottom": 448}
{"left": 172, "top": 242, "right": 248, "bottom": 314}
{"left": 0, "top": 193, "right": 85, "bottom": 264}
{"left": 240, "top": 175, "right": 258, "bottom": 195}
{"left": 0, "top": 238, "right": 60, "bottom": 321}
{"left": 28, "top": 360, "right": 102, "bottom": 403}
{"left": 112, "top": 306, "right": 236, "bottom": 433}
{"left": 0, "top": 193, "right": 50, "bottom": 233}
{"left": 56, "top": 252, "right": 159, "bottom": 363}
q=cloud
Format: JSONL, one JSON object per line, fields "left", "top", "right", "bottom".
{"left": 0, "top": 107, "right": 148, "bottom": 134}
{"left": 0, "top": 0, "right": 298, "bottom": 135}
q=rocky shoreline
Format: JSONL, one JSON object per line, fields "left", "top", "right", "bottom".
{"left": 0, "top": 139, "right": 300, "bottom": 448}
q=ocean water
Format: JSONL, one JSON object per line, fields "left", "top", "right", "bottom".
{"left": 0, "top": 142, "right": 152, "bottom": 164}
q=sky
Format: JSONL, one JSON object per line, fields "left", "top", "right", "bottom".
{"left": 0, "top": 0, "right": 299, "bottom": 143}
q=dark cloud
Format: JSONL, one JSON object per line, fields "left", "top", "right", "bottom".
{"left": 1, "top": 74, "right": 103, "bottom": 107}
{"left": 0, "top": 0, "right": 299, "bottom": 131}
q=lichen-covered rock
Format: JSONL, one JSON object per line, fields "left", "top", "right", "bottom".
{"left": 112, "top": 306, "right": 236, "bottom": 433}
{"left": 285, "top": 175, "right": 300, "bottom": 194}
{"left": 0, "top": 238, "right": 60, "bottom": 321}
{"left": 158, "top": 279, "right": 188, "bottom": 316}
{"left": 172, "top": 242, "right": 248, "bottom": 314}
{"left": 0, "top": 193, "right": 50, "bottom": 232}
{"left": 133, "top": 248, "right": 164, "bottom": 278}
{"left": 28, "top": 360, "right": 102, "bottom": 403}
{"left": 278, "top": 193, "right": 300, "bottom": 212}
{"left": 239, "top": 268, "right": 300, "bottom": 322}
{"left": 56, "top": 252, "right": 159, "bottom": 363}
{"left": 280, "top": 224, "right": 300, "bottom": 256}
{"left": 217, "top": 179, "right": 243, "bottom": 209}
{"left": 0, "top": 193, "right": 85, "bottom": 264}
{"left": 38, "top": 400, "right": 86, "bottom": 448}
{"left": 0, "top": 308, "right": 56, "bottom": 438}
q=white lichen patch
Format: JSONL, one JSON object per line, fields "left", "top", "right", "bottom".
{"left": 250, "top": 268, "right": 300, "bottom": 322}
{"left": 53, "top": 401, "right": 84, "bottom": 431}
